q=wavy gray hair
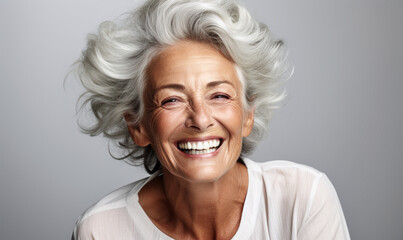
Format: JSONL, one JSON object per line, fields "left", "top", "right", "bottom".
{"left": 76, "top": 0, "right": 289, "bottom": 173}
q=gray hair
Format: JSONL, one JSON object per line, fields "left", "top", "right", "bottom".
{"left": 75, "top": 0, "right": 289, "bottom": 173}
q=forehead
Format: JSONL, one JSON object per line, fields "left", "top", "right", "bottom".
{"left": 146, "top": 40, "right": 240, "bottom": 89}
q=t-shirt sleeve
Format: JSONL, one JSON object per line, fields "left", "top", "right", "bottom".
{"left": 297, "top": 174, "right": 351, "bottom": 240}
{"left": 71, "top": 207, "right": 136, "bottom": 240}
{"left": 71, "top": 217, "right": 92, "bottom": 240}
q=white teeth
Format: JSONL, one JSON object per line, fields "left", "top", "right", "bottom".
{"left": 181, "top": 148, "right": 217, "bottom": 155}
{"left": 197, "top": 142, "right": 203, "bottom": 150}
{"left": 178, "top": 139, "right": 221, "bottom": 153}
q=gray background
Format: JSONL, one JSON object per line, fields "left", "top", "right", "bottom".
{"left": 0, "top": 0, "right": 402, "bottom": 239}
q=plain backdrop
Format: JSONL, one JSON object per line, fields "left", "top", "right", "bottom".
{"left": 1, "top": 0, "right": 402, "bottom": 239}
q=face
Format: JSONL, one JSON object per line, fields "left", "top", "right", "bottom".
{"left": 129, "top": 40, "right": 254, "bottom": 183}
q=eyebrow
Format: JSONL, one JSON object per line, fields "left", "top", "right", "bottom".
{"left": 206, "top": 80, "right": 235, "bottom": 89}
{"left": 155, "top": 83, "right": 185, "bottom": 92}
{"left": 155, "top": 80, "right": 234, "bottom": 92}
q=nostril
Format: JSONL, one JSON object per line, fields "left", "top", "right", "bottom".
{"left": 185, "top": 108, "right": 214, "bottom": 131}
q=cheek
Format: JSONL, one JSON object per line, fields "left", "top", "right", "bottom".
{"left": 147, "top": 108, "right": 185, "bottom": 143}
{"left": 146, "top": 110, "right": 181, "bottom": 167}
{"left": 213, "top": 102, "right": 244, "bottom": 135}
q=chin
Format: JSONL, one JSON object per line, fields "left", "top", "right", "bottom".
{"left": 177, "top": 166, "right": 231, "bottom": 183}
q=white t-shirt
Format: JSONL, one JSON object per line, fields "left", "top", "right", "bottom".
{"left": 72, "top": 159, "right": 351, "bottom": 239}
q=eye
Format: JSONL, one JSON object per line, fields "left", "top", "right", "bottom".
{"left": 212, "top": 93, "right": 230, "bottom": 100}
{"left": 161, "top": 97, "right": 181, "bottom": 106}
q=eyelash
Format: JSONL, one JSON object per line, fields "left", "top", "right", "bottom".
{"left": 161, "top": 97, "right": 181, "bottom": 105}
{"left": 160, "top": 93, "right": 230, "bottom": 106}
{"left": 212, "top": 93, "right": 230, "bottom": 99}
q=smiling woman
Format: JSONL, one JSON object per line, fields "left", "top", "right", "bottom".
{"left": 71, "top": 0, "right": 350, "bottom": 239}
{"left": 132, "top": 40, "right": 254, "bottom": 183}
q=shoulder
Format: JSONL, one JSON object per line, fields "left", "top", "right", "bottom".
{"left": 244, "top": 158, "right": 324, "bottom": 183}
{"left": 244, "top": 158, "right": 350, "bottom": 239}
{"left": 245, "top": 159, "right": 340, "bottom": 204}
{"left": 78, "top": 178, "right": 146, "bottom": 221}
{"left": 244, "top": 158, "right": 328, "bottom": 213}
{"left": 72, "top": 177, "right": 148, "bottom": 240}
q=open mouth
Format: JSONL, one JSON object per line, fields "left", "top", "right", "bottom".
{"left": 177, "top": 139, "right": 223, "bottom": 155}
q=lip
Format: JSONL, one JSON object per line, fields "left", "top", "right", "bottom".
{"left": 175, "top": 136, "right": 224, "bottom": 158}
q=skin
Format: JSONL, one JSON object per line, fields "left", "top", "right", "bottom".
{"left": 126, "top": 40, "right": 254, "bottom": 240}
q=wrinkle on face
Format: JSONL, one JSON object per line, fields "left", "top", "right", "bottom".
{"left": 139, "top": 40, "right": 253, "bottom": 183}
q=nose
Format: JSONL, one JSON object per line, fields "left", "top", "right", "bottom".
{"left": 185, "top": 101, "right": 214, "bottom": 131}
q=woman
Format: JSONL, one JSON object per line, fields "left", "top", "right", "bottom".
{"left": 72, "top": 0, "right": 350, "bottom": 239}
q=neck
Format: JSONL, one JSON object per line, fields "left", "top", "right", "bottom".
{"left": 161, "top": 161, "right": 248, "bottom": 239}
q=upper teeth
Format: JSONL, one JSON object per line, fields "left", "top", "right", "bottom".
{"left": 178, "top": 139, "right": 220, "bottom": 150}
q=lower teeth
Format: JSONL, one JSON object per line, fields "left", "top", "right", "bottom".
{"left": 182, "top": 148, "right": 217, "bottom": 155}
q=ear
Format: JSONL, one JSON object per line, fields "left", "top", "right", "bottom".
{"left": 124, "top": 113, "right": 151, "bottom": 147}
{"left": 242, "top": 107, "right": 255, "bottom": 137}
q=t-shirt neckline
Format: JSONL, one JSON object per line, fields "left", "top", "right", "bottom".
{"left": 125, "top": 158, "right": 261, "bottom": 239}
